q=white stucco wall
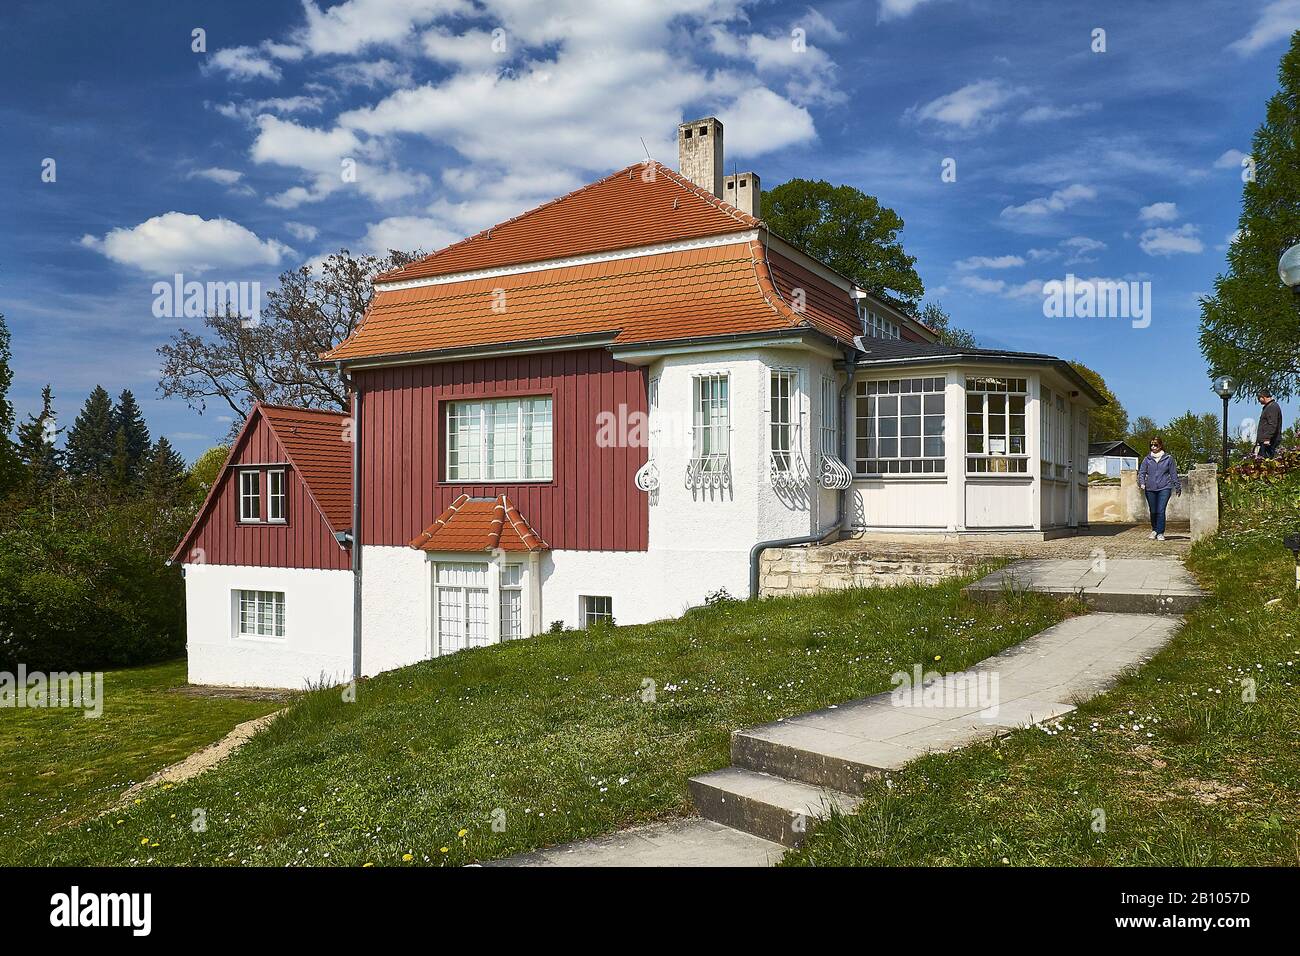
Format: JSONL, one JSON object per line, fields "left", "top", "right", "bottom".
{"left": 184, "top": 563, "right": 353, "bottom": 689}
{"left": 360, "top": 545, "right": 430, "bottom": 677}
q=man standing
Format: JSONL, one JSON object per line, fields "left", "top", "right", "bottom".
{"left": 1256, "top": 391, "right": 1283, "bottom": 458}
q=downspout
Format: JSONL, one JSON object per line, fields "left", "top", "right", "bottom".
{"left": 748, "top": 344, "right": 858, "bottom": 599}
{"left": 345, "top": 369, "right": 363, "bottom": 683}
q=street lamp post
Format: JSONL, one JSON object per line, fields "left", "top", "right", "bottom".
{"left": 1212, "top": 376, "right": 1238, "bottom": 466}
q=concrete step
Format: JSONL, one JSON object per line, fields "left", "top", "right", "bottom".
{"left": 961, "top": 558, "right": 1205, "bottom": 615}
{"left": 688, "top": 766, "right": 859, "bottom": 847}
{"left": 963, "top": 583, "right": 1202, "bottom": 614}
{"left": 732, "top": 725, "right": 892, "bottom": 795}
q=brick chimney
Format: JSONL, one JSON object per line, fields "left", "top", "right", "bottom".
{"left": 723, "top": 171, "right": 761, "bottom": 217}
{"left": 677, "top": 117, "right": 724, "bottom": 198}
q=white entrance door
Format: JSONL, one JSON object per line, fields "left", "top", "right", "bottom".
{"left": 434, "top": 562, "right": 491, "bottom": 655}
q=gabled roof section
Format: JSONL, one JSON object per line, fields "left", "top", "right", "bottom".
{"left": 170, "top": 403, "right": 351, "bottom": 563}
{"left": 409, "top": 494, "right": 548, "bottom": 553}
{"left": 326, "top": 239, "right": 854, "bottom": 363}
{"left": 379, "top": 162, "right": 760, "bottom": 284}
{"left": 1089, "top": 440, "right": 1140, "bottom": 458}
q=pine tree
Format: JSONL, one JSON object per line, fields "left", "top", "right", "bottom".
{"left": 15, "top": 384, "right": 62, "bottom": 485}
{"left": 0, "top": 311, "right": 19, "bottom": 498}
{"left": 64, "top": 386, "right": 117, "bottom": 479}
{"left": 1200, "top": 30, "right": 1300, "bottom": 397}
{"left": 111, "top": 389, "right": 151, "bottom": 481}
{"left": 140, "top": 437, "right": 188, "bottom": 498}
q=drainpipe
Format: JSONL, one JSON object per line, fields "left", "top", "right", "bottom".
{"left": 345, "top": 370, "right": 363, "bottom": 683}
{"left": 748, "top": 345, "right": 858, "bottom": 599}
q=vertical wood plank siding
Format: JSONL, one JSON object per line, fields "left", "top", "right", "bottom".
{"left": 356, "top": 349, "right": 649, "bottom": 551}
{"left": 183, "top": 415, "right": 350, "bottom": 570}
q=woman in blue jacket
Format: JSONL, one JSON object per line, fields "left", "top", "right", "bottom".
{"left": 1138, "top": 437, "right": 1181, "bottom": 541}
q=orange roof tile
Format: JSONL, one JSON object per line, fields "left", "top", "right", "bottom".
{"left": 409, "top": 494, "right": 548, "bottom": 553}
{"left": 258, "top": 405, "right": 352, "bottom": 530}
{"left": 327, "top": 240, "right": 854, "bottom": 362}
{"left": 380, "top": 162, "right": 759, "bottom": 283}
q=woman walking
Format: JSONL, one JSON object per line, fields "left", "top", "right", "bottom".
{"left": 1138, "top": 437, "right": 1181, "bottom": 541}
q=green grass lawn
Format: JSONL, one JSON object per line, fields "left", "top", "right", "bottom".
{"left": 0, "top": 660, "right": 284, "bottom": 865}
{"left": 23, "top": 578, "right": 1066, "bottom": 866}
{"left": 783, "top": 533, "right": 1300, "bottom": 867}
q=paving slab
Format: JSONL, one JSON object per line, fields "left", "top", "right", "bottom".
{"left": 486, "top": 817, "right": 784, "bottom": 867}
{"left": 963, "top": 558, "right": 1205, "bottom": 613}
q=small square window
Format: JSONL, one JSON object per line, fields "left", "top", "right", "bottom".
{"left": 580, "top": 595, "right": 613, "bottom": 628}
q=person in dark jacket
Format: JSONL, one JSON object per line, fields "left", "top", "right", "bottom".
{"left": 1137, "top": 437, "right": 1181, "bottom": 541}
{"left": 1256, "top": 392, "right": 1282, "bottom": 458}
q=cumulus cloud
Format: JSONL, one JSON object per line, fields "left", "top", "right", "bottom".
{"left": 284, "top": 221, "right": 320, "bottom": 242}
{"left": 188, "top": 167, "right": 244, "bottom": 186}
{"left": 1139, "top": 223, "right": 1204, "bottom": 256}
{"left": 1227, "top": 0, "right": 1300, "bottom": 56}
{"left": 1138, "top": 201, "right": 1179, "bottom": 223}
{"left": 878, "top": 0, "right": 943, "bottom": 21}
{"left": 955, "top": 254, "right": 1024, "bottom": 271}
{"left": 905, "top": 79, "right": 1025, "bottom": 131}
{"left": 1019, "top": 102, "right": 1100, "bottom": 124}
{"left": 206, "top": 41, "right": 305, "bottom": 82}
{"left": 1000, "top": 184, "right": 1097, "bottom": 221}
{"left": 297, "top": 0, "right": 471, "bottom": 56}
{"left": 79, "top": 212, "right": 293, "bottom": 274}
{"left": 360, "top": 216, "right": 460, "bottom": 256}
{"left": 1214, "top": 148, "right": 1249, "bottom": 169}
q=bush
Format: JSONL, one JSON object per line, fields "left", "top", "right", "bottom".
{"left": 1219, "top": 449, "right": 1300, "bottom": 543}
{"left": 0, "top": 489, "right": 189, "bottom": 670}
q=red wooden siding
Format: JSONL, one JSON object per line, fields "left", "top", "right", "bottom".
{"left": 181, "top": 414, "right": 350, "bottom": 570}
{"left": 356, "top": 348, "right": 649, "bottom": 552}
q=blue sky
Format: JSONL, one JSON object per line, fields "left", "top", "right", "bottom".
{"left": 2, "top": 0, "right": 1298, "bottom": 459}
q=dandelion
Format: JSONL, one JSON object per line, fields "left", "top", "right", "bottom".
{"left": 402, "top": 853, "right": 413, "bottom": 862}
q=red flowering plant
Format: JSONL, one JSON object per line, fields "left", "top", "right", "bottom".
{"left": 1220, "top": 446, "right": 1300, "bottom": 542}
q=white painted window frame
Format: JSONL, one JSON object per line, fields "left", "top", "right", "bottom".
{"left": 965, "top": 376, "right": 1029, "bottom": 475}
{"left": 579, "top": 594, "right": 614, "bottom": 628}
{"left": 767, "top": 368, "right": 799, "bottom": 475}
{"left": 445, "top": 396, "right": 554, "bottom": 483}
{"left": 854, "top": 377, "right": 947, "bottom": 476}
{"left": 266, "top": 468, "right": 287, "bottom": 523}
{"left": 238, "top": 469, "right": 261, "bottom": 522}
{"left": 234, "top": 589, "right": 285, "bottom": 639}
{"left": 689, "top": 372, "right": 731, "bottom": 486}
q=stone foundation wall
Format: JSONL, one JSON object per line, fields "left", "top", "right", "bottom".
{"left": 760, "top": 547, "right": 986, "bottom": 597}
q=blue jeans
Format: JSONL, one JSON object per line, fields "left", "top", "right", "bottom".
{"left": 1145, "top": 488, "right": 1172, "bottom": 535}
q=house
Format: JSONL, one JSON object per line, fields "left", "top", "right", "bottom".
{"left": 177, "top": 116, "right": 1104, "bottom": 688}
{"left": 1088, "top": 440, "right": 1141, "bottom": 477}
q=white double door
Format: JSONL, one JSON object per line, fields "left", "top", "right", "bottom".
{"left": 434, "top": 562, "right": 492, "bottom": 655}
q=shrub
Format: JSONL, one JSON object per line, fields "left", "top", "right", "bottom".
{"left": 1219, "top": 449, "right": 1300, "bottom": 543}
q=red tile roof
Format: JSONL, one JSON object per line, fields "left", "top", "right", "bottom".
{"left": 327, "top": 239, "right": 857, "bottom": 362}
{"left": 409, "top": 494, "right": 548, "bottom": 553}
{"left": 379, "top": 162, "right": 760, "bottom": 283}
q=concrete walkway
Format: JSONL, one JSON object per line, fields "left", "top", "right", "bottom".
{"left": 964, "top": 558, "right": 1205, "bottom": 613}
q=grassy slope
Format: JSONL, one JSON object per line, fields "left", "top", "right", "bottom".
{"left": 784, "top": 535, "right": 1300, "bottom": 867}
{"left": 0, "top": 661, "right": 282, "bottom": 865}
{"left": 33, "top": 580, "right": 1066, "bottom": 866}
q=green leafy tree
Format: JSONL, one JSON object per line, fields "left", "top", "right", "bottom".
{"left": 763, "top": 179, "right": 925, "bottom": 307}
{"left": 918, "top": 301, "right": 977, "bottom": 348}
{"left": 1069, "top": 362, "right": 1129, "bottom": 441}
{"left": 15, "top": 384, "right": 62, "bottom": 486}
{"left": 64, "top": 386, "right": 117, "bottom": 480}
{"left": 0, "top": 311, "right": 19, "bottom": 499}
{"left": 188, "top": 444, "right": 229, "bottom": 499}
{"left": 111, "top": 389, "right": 151, "bottom": 481}
{"left": 1128, "top": 416, "right": 1160, "bottom": 454}
{"left": 1162, "top": 411, "right": 1223, "bottom": 466}
{"left": 1200, "top": 30, "right": 1300, "bottom": 397}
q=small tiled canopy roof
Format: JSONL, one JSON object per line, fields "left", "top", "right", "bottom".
{"left": 409, "top": 494, "right": 548, "bottom": 553}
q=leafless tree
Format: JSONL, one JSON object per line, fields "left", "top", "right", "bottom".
{"left": 157, "top": 249, "right": 421, "bottom": 430}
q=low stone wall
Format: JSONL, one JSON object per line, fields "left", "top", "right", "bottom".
{"left": 1090, "top": 464, "right": 1218, "bottom": 540}
{"left": 760, "top": 546, "right": 987, "bottom": 597}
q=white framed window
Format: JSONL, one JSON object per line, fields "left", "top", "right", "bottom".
{"left": 1039, "top": 386, "right": 1070, "bottom": 480}
{"left": 267, "top": 468, "right": 287, "bottom": 522}
{"left": 434, "top": 562, "right": 491, "bottom": 654}
{"left": 769, "top": 369, "right": 796, "bottom": 474}
{"left": 820, "top": 376, "right": 838, "bottom": 458}
{"left": 690, "top": 373, "right": 730, "bottom": 482}
{"left": 966, "top": 376, "right": 1028, "bottom": 474}
{"left": 1055, "top": 395, "right": 1067, "bottom": 479}
{"left": 580, "top": 595, "right": 613, "bottom": 628}
{"left": 499, "top": 564, "right": 523, "bottom": 640}
{"left": 446, "top": 396, "right": 553, "bottom": 482}
{"left": 236, "top": 589, "right": 284, "bottom": 638}
{"left": 855, "top": 377, "right": 946, "bottom": 475}
{"left": 863, "top": 309, "right": 901, "bottom": 340}
{"left": 238, "top": 470, "right": 261, "bottom": 522}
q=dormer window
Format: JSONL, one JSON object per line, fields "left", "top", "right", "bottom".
{"left": 238, "top": 470, "right": 261, "bottom": 522}
{"left": 267, "top": 468, "right": 287, "bottom": 523}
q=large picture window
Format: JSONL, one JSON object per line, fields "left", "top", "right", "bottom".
{"left": 966, "top": 376, "right": 1028, "bottom": 474}
{"left": 855, "top": 377, "right": 945, "bottom": 475}
{"left": 446, "top": 396, "right": 553, "bottom": 482}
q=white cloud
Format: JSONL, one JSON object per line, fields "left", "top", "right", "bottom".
{"left": 1026, "top": 247, "right": 1058, "bottom": 261}
{"left": 214, "top": 96, "right": 325, "bottom": 122}
{"left": 958, "top": 275, "right": 1044, "bottom": 300}
{"left": 905, "top": 79, "right": 1025, "bottom": 132}
{"left": 1000, "top": 183, "right": 1097, "bottom": 221}
{"left": 1138, "top": 201, "right": 1179, "bottom": 223}
{"left": 208, "top": 45, "right": 283, "bottom": 81}
{"left": 958, "top": 275, "right": 1008, "bottom": 295}
{"left": 1227, "top": 0, "right": 1300, "bottom": 56}
{"left": 878, "top": 0, "right": 942, "bottom": 21}
{"left": 1214, "top": 148, "right": 1249, "bottom": 168}
{"left": 298, "top": 0, "right": 472, "bottom": 56}
{"left": 955, "top": 254, "right": 1024, "bottom": 270}
{"left": 79, "top": 212, "right": 293, "bottom": 274}
{"left": 188, "top": 167, "right": 244, "bottom": 186}
{"left": 1019, "top": 102, "right": 1100, "bottom": 124}
{"left": 360, "top": 216, "right": 460, "bottom": 256}
{"left": 284, "top": 221, "right": 320, "bottom": 242}
{"left": 1139, "top": 223, "right": 1204, "bottom": 256}
{"left": 422, "top": 28, "right": 507, "bottom": 70}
